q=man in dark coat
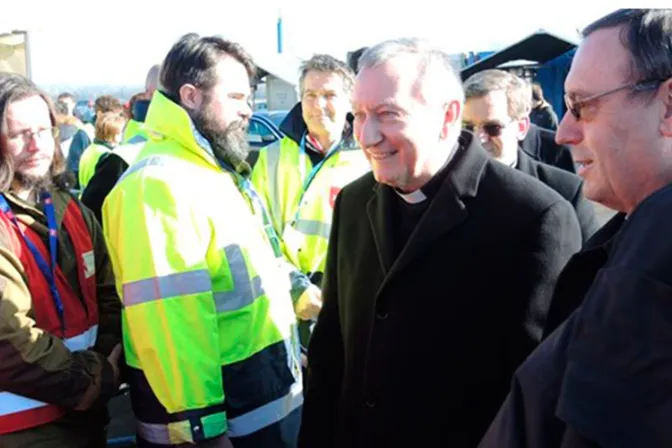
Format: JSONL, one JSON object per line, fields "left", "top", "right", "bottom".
{"left": 463, "top": 68, "right": 599, "bottom": 243}
{"left": 521, "top": 123, "right": 575, "bottom": 173}
{"left": 298, "top": 38, "right": 583, "bottom": 448}
{"left": 479, "top": 9, "right": 672, "bottom": 447}
{"left": 530, "top": 82, "right": 559, "bottom": 131}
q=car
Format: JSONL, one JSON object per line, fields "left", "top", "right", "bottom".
{"left": 247, "top": 110, "right": 288, "bottom": 166}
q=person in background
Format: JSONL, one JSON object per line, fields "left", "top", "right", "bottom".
{"left": 251, "top": 54, "right": 369, "bottom": 356}
{"left": 82, "top": 66, "right": 162, "bottom": 224}
{"left": 123, "top": 64, "right": 161, "bottom": 143}
{"left": 103, "top": 33, "right": 309, "bottom": 447}
{"left": 529, "top": 82, "right": 559, "bottom": 131}
{"left": 0, "top": 73, "right": 122, "bottom": 447}
{"left": 299, "top": 37, "right": 581, "bottom": 447}
{"left": 54, "top": 99, "right": 82, "bottom": 160}
{"left": 56, "top": 92, "right": 76, "bottom": 118}
{"left": 480, "top": 9, "right": 672, "bottom": 447}
{"left": 77, "top": 112, "right": 125, "bottom": 194}
{"left": 463, "top": 69, "right": 599, "bottom": 242}
{"left": 66, "top": 95, "right": 123, "bottom": 187}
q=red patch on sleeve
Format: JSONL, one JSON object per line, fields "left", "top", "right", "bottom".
{"left": 329, "top": 187, "right": 341, "bottom": 208}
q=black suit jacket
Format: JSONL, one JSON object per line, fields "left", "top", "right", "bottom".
{"left": 521, "top": 124, "right": 576, "bottom": 174}
{"left": 299, "top": 133, "right": 583, "bottom": 448}
{"left": 481, "top": 187, "right": 672, "bottom": 447}
{"left": 516, "top": 149, "right": 599, "bottom": 243}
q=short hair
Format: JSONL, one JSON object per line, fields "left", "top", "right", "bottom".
{"left": 582, "top": 9, "right": 672, "bottom": 89}
{"left": 57, "top": 92, "right": 75, "bottom": 102}
{"left": 0, "top": 73, "right": 69, "bottom": 191}
{"left": 145, "top": 64, "right": 161, "bottom": 92}
{"left": 463, "top": 69, "right": 532, "bottom": 119}
{"left": 95, "top": 112, "right": 126, "bottom": 142}
{"left": 531, "top": 83, "right": 545, "bottom": 102}
{"left": 299, "top": 54, "right": 354, "bottom": 95}
{"left": 348, "top": 47, "right": 368, "bottom": 74}
{"left": 160, "top": 33, "right": 256, "bottom": 102}
{"left": 55, "top": 100, "right": 70, "bottom": 116}
{"left": 94, "top": 95, "right": 123, "bottom": 114}
{"left": 358, "top": 38, "right": 463, "bottom": 104}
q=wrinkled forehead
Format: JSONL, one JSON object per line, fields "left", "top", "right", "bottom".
{"left": 566, "top": 27, "right": 632, "bottom": 97}
{"left": 302, "top": 70, "right": 348, "bottom": 93}
{"left": 352, "top": 56, "right": 424, "bottom": 109}
{"left": 5, "top": 95, "right": 52, "bottom": 132}
{"left": 464, "top": 91, "right": 511, "bottom": 123}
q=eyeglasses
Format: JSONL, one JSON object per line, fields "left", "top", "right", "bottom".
{"left": 7, "top": 126, "right": 59, "bottom": 145}
{"left": 463, "top": 120, "right": 512, "bottom": 138}
{"left": 564, "top": 79, "right": 665, "bottom": 121}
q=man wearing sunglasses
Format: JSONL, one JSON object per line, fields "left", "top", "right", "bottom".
{"left": 480, "top": 9, "right": 672, "bottom": 447}
{"left": 463, "top": 69, "right": 599, "bottom": 243}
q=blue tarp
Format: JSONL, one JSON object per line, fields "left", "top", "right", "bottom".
{"left": 534, "top": 48, "right": 576, "bottom": 119}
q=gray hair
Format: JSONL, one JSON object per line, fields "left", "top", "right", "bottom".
{"left": 582, "top": 9, "right": 672, "bottom": 97}
{"left": 145, "top": 64, "right": 162, "bottom": 92}
{"left": 463, "top": 69, "right": 532, "bottom": 119}
{"left": 298, "top": 54, "right": 354, "bottom": 95}
{"left": 357, "top": 38, "right": 463, "bottom": 103}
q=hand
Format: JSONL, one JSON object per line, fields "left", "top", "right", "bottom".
{"left": 107, "top": 344, "right": 122, "bottom": 386}
{"left": 294, "top": 284, "right": 322, "bottom": 321}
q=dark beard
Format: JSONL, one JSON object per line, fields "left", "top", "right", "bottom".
{"left": 14, "top": 172, "right": 53, "bottom": 193}
{"left": 191, "top": 107, "right": 250, "bottom": 171}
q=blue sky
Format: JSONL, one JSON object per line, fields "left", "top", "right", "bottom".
{"left": 1, "top": 0, "right": 643, "bottom": 87}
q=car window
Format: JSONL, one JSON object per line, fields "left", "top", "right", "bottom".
{"left": 248, "top": 119, "right": 276, "bottom": 144}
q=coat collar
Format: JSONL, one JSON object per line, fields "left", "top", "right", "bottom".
{"left": 366, "top": 131, "right": 489, "bottom": 276}
{"left": 520, "top": 123, "right": 542, "bottom": 161}
{"left": 515, "top": 148, "right": 538, "bottom": 176}
{"left": 143, "top": 90, "right": 221, "bottom": 170}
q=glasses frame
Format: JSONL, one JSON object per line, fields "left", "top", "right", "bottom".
{"left": 463, "top": 119, "right": 515, "bottom": 138}
{"left": 564, "top": 79, "right": 665, "bottom": 121}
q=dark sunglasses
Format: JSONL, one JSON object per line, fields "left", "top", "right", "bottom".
{"left": 463, "top": 121, "right": 510, "bottom": 138}
{"left": 564, "top": 79, "right": 665, "bottom": 121}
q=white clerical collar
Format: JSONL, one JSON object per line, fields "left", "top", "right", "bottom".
{"left": 394, "top": 188, "right": 427, "bottom": 204}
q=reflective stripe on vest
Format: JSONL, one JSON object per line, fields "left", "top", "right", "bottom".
{"left": 0, "top": 325, "right": 99, "bottom": 416}
{"left": 0, "top": 198, "right": 99, "bottom": 435}
{"left": 259, "top": 138, "right": 368, "bottom": 274}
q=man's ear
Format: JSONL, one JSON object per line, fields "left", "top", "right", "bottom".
{"left": 660, "top": 77, "right": 672, "bottom": 137}
{"left": 441, "top": 100, "right": 461, "bottom": 139}
{"left": 516, "top": 116, "right": 530, "bottom": 141}
{"left": 178, "top": 84, "right": 203, "bottom": 111}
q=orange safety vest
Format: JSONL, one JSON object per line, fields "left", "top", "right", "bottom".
{"left": 0, "top": 197, "right": 98, "bottom": 435}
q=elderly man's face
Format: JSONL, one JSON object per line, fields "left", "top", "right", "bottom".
{"left": 352, "top": 55, "right": 459, "bottom": 192}
{"left": 557, "top": 26, "right": 669, "bottom": 212}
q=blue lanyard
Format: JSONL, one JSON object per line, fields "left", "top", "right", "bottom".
{"left": 216, "top": 159, "right": 283, "bottom": 258}
{"left": 295, "top": 134, "right": 339, "bottom": 220}
{"left": 0, "top": 192, "right": 64, "bottom": 329}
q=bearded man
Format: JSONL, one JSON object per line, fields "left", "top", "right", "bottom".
{"left": 102, "top": 34, "right": 309, "bottom": 447}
